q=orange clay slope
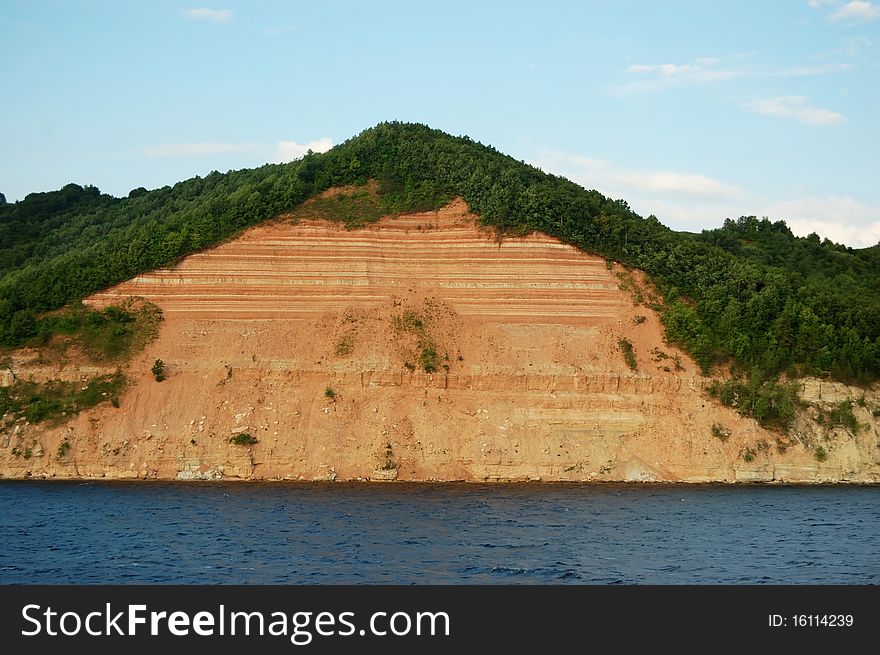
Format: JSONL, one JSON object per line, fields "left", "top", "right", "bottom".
{"left": 3, "top": 196, "right": 878, "bottom": 482}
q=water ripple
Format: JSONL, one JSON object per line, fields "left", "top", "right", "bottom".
{"left": 0, "top": 482, "right": 878, "bottom": 584}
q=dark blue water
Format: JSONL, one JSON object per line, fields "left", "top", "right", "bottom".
{"left": 1, "top": 482, "right": 877, "bottom": 584}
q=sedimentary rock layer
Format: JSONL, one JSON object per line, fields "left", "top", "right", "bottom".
{"left": 91, "top": 200, "right": 624, "bottom": 324}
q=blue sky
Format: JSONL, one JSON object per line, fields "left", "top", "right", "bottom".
{"left": 1, "top": 1, "right": 878, "bottom": 245}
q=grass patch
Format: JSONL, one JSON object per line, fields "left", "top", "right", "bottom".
{"left": 229, "top": 433, "right": 258, "bottom": 446}
{"left": 618, "top": 338, "right": 637, "bottom": 371}
{"left": 391, "top": 307, "right": 445, "bottom": 374}
{"left": 289, "top": 187, "right": 386, "bottom": 229}
{"left": 286, "top": 179, "right": 449, "bottom": 230}
{"left": 27, "top": 299, "right": 162, "bottom": 362}
{"left": 392, "top": 310, "right": 424, "bottom": 333}
{"left": 615, "top": 271, "right": 645, "bottom": 305}
{"left": 0, "top": 371, "right": 126, "bottom": 430}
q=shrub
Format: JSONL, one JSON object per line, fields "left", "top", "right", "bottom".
{"left": 814, "top": 446, "right": 828, "bottom": 462}
{"left": 707, "top": 373, "right": 800, "bottom": 432}
{"left": 817, "top": 400, "right": 860, "bottom": 433}
{"left": 335, "top": 335, "right": 353, "bottom": 356}
{"left": 151, "top": 359, "right": 166, "bottom": 382}
{"left": 382, "top": 443, "right": 396, "bottom": 470}
{"left": 711, "top": 423, "right": 730, "bottom": 441}
{"left": 57, "top": 440, "right": 70, "bottom": 458}
{"left": 420, "top": 346, "right": 439, "bottom": 373}
{"left": 229, "top": 433, "right": 258, "bottom": 446}
{"left": 618, "top": 338, "right": 637, "bottom": 371}
{"left": 324, "top": 386, "right": 336, "bottom": 401}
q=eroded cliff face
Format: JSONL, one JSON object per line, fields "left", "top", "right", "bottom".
{"left": 2, "top": 199, "right": 879, "bottom": 482}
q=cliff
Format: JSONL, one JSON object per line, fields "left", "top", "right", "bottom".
{"left": 2, "top": 197, "right": 879, "bottom": 482}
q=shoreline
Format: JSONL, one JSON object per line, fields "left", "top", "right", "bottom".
{"left": 1, "top": 475, "right": 877, "bottom": 486}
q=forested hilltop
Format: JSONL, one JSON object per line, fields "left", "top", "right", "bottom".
{"left": 2, "top": 122, "right": 878, "bottom": 420}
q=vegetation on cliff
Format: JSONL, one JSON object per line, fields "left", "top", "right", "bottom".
{"left": 2, "top": 122, "right": 878, "bottom": 401}
{"left": 0, "top": 299, "right": 160, "bottom": 432}
{"left": 1, "top": 372, "right": 125, "bottom": 432}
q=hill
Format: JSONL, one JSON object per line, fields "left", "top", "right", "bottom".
{"left": 1, "top": 122, "right": 879, "bottom": 482}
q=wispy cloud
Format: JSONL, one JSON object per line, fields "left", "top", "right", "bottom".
{"left": 263, "top": 24, "right": 298, "bottom": 35}
{"left": 813, "top": 35, "right": 873, "bottom": 58}
{"left": 532, "top": 152, "right": 745, "bottom": 201}
{"left": 143, "top": 142, "right": 258, "bottom": 158}
{"left": 841, "top": 35, "right": 872, "bottom": 54}
{"left": 275, "top": 138, "right": 334, "bottom": 162}
{"left": 807, "top": 0, "right": 836, "bottom": 8}
{"left": 182, "top": 8, "right": 233, "bottom": 23}
{"left": 614, "top": 58, "right": 741, "bottom": 93}
{"left": 612, "top": 56, "right": 849, "bottom": 94}
{"left": 774, "top": 63, "right": 851, "bottom": 76}
{"left": 831, "top": 1, "right": 880, "bottom": 22}
{"left": 743, "top": 96, "right": 845, "bottom": 126}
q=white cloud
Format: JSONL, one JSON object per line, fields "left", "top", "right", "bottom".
{"left": 532, "top": 152, "right": 744, "bottom": 202}
{"left": 275, "top": 138, "right": 334, "bottom": 162}
{"left": 182, "top": 8, "right": 233, "bottom": 23}
{"left": 755, "top": 196, "right": 880, "bottom": 247}
{"left": 743, "top": 96, "right": 845, "bottom": 126}
{"left": 531, "top": 150, "right": 880, "bottom": 247}
{"left": 144, "top": 142, "right": 258, "bottom": 158}
{"left": 831, "top": 1, "right": 880, "bottom": 21}
{"left": 613, "top": 170, "right": 743, "bottom": 199}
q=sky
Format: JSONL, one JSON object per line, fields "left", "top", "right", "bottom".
{"left": 1, "top": 0, "right": 878, "bottom": 246}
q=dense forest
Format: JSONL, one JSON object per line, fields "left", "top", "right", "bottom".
{"left": 2, "top": 122, "right": 878, "bottom": 407}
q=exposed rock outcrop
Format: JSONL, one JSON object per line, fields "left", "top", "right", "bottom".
{"left": 2, "top": 199, "right": 878, "bottom": 482}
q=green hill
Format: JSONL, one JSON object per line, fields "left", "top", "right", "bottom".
{"left": 2, "top": 122, "right": 878, "bottom": 398}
